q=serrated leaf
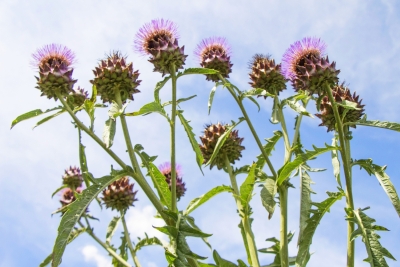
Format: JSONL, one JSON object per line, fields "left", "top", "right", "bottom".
{"left": 78, "top": 129, "right": 94, "bottom": 187}
{"left": 240, "top": 164, "right": 256, "bottom": 208}
{"left": 240, "top": 88, "right": 275, "bottom": 99}
{"left": 348, "top": 208, "right": 396, "bottom": 267}
{"left": 106, "top": 217, "right": 121, "bottom": 245}
{"left": 112, "top": 234, "right": 129, "bottom": 267}
{"left": 184, "top": 185, "right": 232, "bottom": 215}
{"left": 353, "top": 159, "right": 400, "bottom": 217}
{"left": 186, "top": 215, "right": 213, "bottom": 249}
{"left": 296, "top": 190, "right": 345, "bottom": 267}
{"left": 163, "top": 95, "right": 197, "bottom": 107}
{"left": 125, "top": 101, "right": 168, "bottom": 120}
{"left": 51, "top": 170, "right": 130, "bottom": 267}
{"left": 146, "top": 162, "right": 172, "bottom": 209}
{"left": 178, "top": 68, "right": 219, "bottom": 76}
{"left": 298, "top": 169, "right": 315, "bottom": 246}
{"left": 277, "top": 144, "right": 338, "bottom": 185}
{"left": 154, "top": 76, "right": 171, "bottom": 103}
{"left": 213, "top": 250, "right": 238, "bottom": 267}
{"left": 11, "top": 106, "right": 63, "bottom": 129}
{"left": 103, "top": 118, "right": 116, "bottom": 148}
{"left": 331, "top": 135, "right": 342, "bottom": 188}
{"left": 206, "top": 118, "right": 245, "bottom": 167}
{"left": 260, "top": 178, "right": 277, "bottom": 219}
{"left": 134, "top": 235, "right": 163, "bottom": 252}
{"left": 177, "top": 111, "right": 204, "bottom": 174}
{"left": 33, "top": 110, "right": 66, "bottom": 129}
{"left": 208, "top": 84, "right": 218, "bottom": 115}
{"left": 179, "top": 219, "right": 213, "bottom": 238}
{"left": 345, "top": 119, "right": 400, "bottom": 132}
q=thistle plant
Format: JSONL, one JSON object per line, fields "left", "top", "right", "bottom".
{"left": 12, "top": 23, "right": 400, "bottom": 267}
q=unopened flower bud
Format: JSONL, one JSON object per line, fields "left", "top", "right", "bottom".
{"left": 101, "top": 177, "right": 138, "bottom": 212}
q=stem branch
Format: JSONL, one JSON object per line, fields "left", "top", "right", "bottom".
{"left": 121, "top": 213, "right": 142, "bottom": 267}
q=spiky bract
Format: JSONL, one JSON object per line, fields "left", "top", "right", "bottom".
{"left": 60, "top": 187, "right": 82, "bottom": 208}
{"left": 199, "top": 123, "right": 245, "bottom": 170}
{"left": 316, "top": 84, "right": 365, "bottom": 132}
{"left": 101, "top": 177, "right": 138, "bottom": 212}
{"left": 135, "top": 19, "right": 187, "bottom": 76}
{"left": 281, "top": 37, "right": 339, "bottom": 95}
{"left": 90, "top": 51, "right": 141, "bottom": 104}
{"left": 66, "top": 87, "right": 89, "bottom": 109}
{"left": 62, "top": 166, "right": 83, "bottom": 189}
{"left": 159, "top": 162, "right": 186, "bottom": 200}
{"left": 32, "top": 44, "right": 77, "bottom": 100}
{"left": 248, "top": 54, "right": 287, "bottom": 97}
{"left": 195, "top": 37, "right": 233, "bottom": 82}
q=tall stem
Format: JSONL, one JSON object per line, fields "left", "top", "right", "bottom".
{"left": 225, "top": 156, "right": 260, "bottom": 267}
{"left": 78, "top": 220, "right": 131, "bottom": 267}
{"left": 218, "top": 75, "right": 277, "bottom": 179}
{"left": 276, "top": 96, "right": 291, "bottom": 164}
{"left": 324, "top": 83, "right": 355, "bottom": 267}
{"left": 121, "top": 212, "right": 142, "bottom": 267}
{"left": 113, "top": 90, "right": 167, "bottom": 221}
{"left": 170, "top": 65, "right": 178, "bottom": 211}
{"left": 291, "top": 98, "right": 310, "bottom": 160}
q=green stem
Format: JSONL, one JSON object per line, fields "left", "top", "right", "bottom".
{"left": 324, "top": 83, "right": 355, "bottom": 267}
{"left": 290, "top": 98, "right": 310, "bottom": 160}
{"left": 278, "top": 185, "right": 289, "bottom": 267}
{"left": 225, "top": 156, "right": 260, "bottom": 267}
{"left": 78, "top": 220, "right": 131, "bottom": 267}
{"left": 170, "top": 65, "right": 178, "bottom": 212}
{"left": 218, "top": 75, "right": 277, "bottom": 179}
{"left": 276, "top": 96, "right": 291, "bottom": 164}
{"left": 121, "top": 212, "right": 142, "bottom": 267}
{"left": 113, "top": 90, "right": 167, "bottom": 221}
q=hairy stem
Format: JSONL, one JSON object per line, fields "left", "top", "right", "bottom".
{"left": 170, "top": 65, "right": 178, "bottom": 211}
{"left": 121, "top": 212, "right": 142, "bottom": 267}
{"left": 78, "top": 220, "right": 131, "bottom": 267}
{"left": 225, "top": 156, "right": 260, "bottom": 267}
{"left": 324, "top": 83, "right": 355, "bottom": 267}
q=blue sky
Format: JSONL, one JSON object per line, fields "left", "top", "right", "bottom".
{"left": 1, "top": 0, "right": 400, "bottom": 266}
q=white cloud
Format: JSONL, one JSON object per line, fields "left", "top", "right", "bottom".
{"left": 82, "top": 245, "right": 111, "bottom": 267}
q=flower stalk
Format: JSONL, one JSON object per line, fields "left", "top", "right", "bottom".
{"left": 170, "top": 65, "right": 178, "bottom": 211}
{"left": 121, "top": 212, "right": 142, "bottom": 267}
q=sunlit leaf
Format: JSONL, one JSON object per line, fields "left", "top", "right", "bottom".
{"left": 125, "top": 101, "right": 168, "bottom": 120}
{"left": 260, "top": 178, "right": 277, "bottom": 219}
{"left": 184, "top": 185, "right": 232, "bottom": 215}
{"left": 240, "top": 164, "right": 256, "bottom": 209}
{"left": 134, "top": 234, "right": 163, "bottom": 252}
{"left": 103, "top": 118, "right": 116, "bottom": 148}
{"left": 11, "top": 106, "right": 63, "bottom": 129}
{"left": 345, "top": 119, "right": 400, "bottom": 132}
{"left": 178, "top": 68, "right": 219, "bottom": 77}
{"left": 33, "top": 110, "right": 66, "bottom": 129}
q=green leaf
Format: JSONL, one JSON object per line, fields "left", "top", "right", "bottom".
{"left": 184, "top": 185, "right": 232, "bottom": 215}
{"left": 213, "top": 250, "right": 238, "bottom": 267}
{"left": 51, "top": 170, "right": 131, "bottom": 267}
{"left": 331, "top": 135, "right": 342, "bottom": 188}
{"left": 106, "top": 216, "right": 121, "bottom": 245}
{"left": 206, "top": 118, "right": 245, "bottom": 167}
{"left": 277, "top": 144, "right": 338, "bottom": 185}
{"left": 103, "top": 118, "right": 116, "bottom": 148}
{"left": 353, "top": 159, "right": 400, "bottom": 217}
{"left": 125, "top": 101, "right": 168, "bottom": 120}
{"left": 108, "top": 101, "right": 128, "bottom": 119}
{"left": 186, "top": 215, "right": 213, "bottom": 249}
{"left": 78, "top": 129, "right": 94, "bottom": 187}
{"left": 270, "top": 97, "right": 280, "bottom": 124}
{"left": 178, "top": 68, "right": 219, "bottom": 77}
{"left": 51, "top": 184, "right": 68, "bottom": 198}
{"left": 347, "top": 208, "right": 396, "bottom": 267}
{"left": 33, "top": 110, "right": 66, "bottom": 129}
{"left": 246, "top": 96, "right": 261, "bottom": 112}
{"left": 296, "top": 190, "right": 345, "bottom": 267}
{"left": 154, "top": 76, "right": 171, "bottom": 103}
{"left": 162, "top": 95, "right": 197, "bottom": 107}
{"left": 237, "top": 259, "right": 248, "bottom": 267}
{"left": 283, "top": 99, "right": 313, "bottom": 118}
{"left": 258, "top": 232, "right": 296, "bottom": 266}
{"left": 208, "top": 84, "right": 218, "bottom": 115}
{"left": 260, "top": 178, "right": 277, "bottom": 219}
{"left": 240, "top": 88, "right": 274, "bottom": 99}
{"left": 336, "top": 100, "right": 362, "bottom": 110}
{"left": 134, "top": 235, "right": 163, "bottom": 252}
{"left": 145, "top": 162, "right": 172, "bottom": 209}
{"left": 238, "top": 219, "right": 251, "bottom": 264}
{"left": 177, "top": 111, "right": 204, "bottom": 174}
{"left": 240, "top": 164, "right": 256, "bottom": 208}
{"left": 11, "top": 106, "right": 63, "bottom": 129}
{"left": 112, "top": 234, "right": 129, "bottom": 267}
{"left": 298, "top": 168, "right": 315, "bottom": 246}
{"left": 39, "top": 254, "right": 53, "bottom": 267}
{"left": 256, "top": 131, "right": 283, "bottom": 169}
{"left": 345, "top": 119, "right": 400, "bottom": 132}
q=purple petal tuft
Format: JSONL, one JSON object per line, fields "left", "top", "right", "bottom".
{"left": 31, "top": 44, "right": 75, "bottom": 68}
{"left": 159, "top": 162, "right": 182, "bottom": 177}
{"left": 194, "top": 37, "right": 231, "bottom": 61}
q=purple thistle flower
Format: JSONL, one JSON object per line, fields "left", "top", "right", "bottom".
{"left": 31, "top": 43, "right": 75, "bottom": 69}
{"left": 158, "top": 162, "right": 186, "bottom": 200}
{"left": 194, "top": 37, "right": 233, "bottom": 82}
{"left": 134, "top": 19, "right": 179, "bottom": 55}
{"left": 281, "top": 37, "right": 326, "bottom": 80}
{"left": 159, "top": 162, "right": 182, "bottom": 177}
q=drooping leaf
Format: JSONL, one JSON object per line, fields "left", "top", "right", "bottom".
{"left": 240, "top": 164, "right": 256, "bottom": 209}
{"left": 103, "top": 118, "right": 116, "bottom": 148}
{"left": 52, "top": 169, "right": 131, "bottom": 267}
{"left": 245, "top": 96, "right": 261, "bottom": 112}
{"left": 346, "top": 208, "right": 396, "bottom": 267}
{"left": 277, "top": 144, "right": 338, "bottom": 185}
{"left": 212, "top": 250, "right": 238, "bottom": 267}
{"left": 345, "top": 119, "right": 400, "bottom": 132}
{"left": 205, "top": 117, "right": 245, "bottom": 167}
{"left": 331, "top": 135, "right": 342, "bottom": 188}
{"left": 125, "top": 101, "right": 168, "bottom": 120}
{"left": 178, "top": 68, "right": 219, "bottom": 77}
{"left": 106, "top": 216, "right": 121, "bottom": 245}
{"left": 184, "top": 185, "right": 232, "bottom": 215}
{"left": 11, "top": 106, "right": 63, "bottom": 129}
{"left": 296, "top": 190, "right": 345, "bottom": 267}
{"left": 134, "top": 235, "right": 163, "bottom": 252}
{"left": 208, "top": 84, "right": 218, "bottom": 115}
{"left": 33, "top": 110, "right": 66, "bottom": 129}
{"left": 353, "top": 159, "right": 400, "bottom": 217}
{"left": 260, "top": 178, "right": 277, "bottom": 219}
{"left": 154, "top": 76, "right": 171, "bottom": 103}
{"left": 177, "top": 111, "right": 204, "bottom": 174}
{"left": 298, "top": 168, "right": 315, "bottom": 246}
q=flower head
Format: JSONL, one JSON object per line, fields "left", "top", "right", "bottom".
{"left": 199, "top": 123, "right": 245, "bottom": 170}
{"left": 32, "top": 44, "right": 77, "bottom": 100}
{"left": 248, "top": 54, "right": 287, "bottom": 97}
{"left": 90, "top": 51, "right": 141, "bottom": 103}
{"left": 60, "top": 187, "right": 82, "bottom": 207}
{"left": 194, "top": 37, "right": 233, "bottom": 82}
{"left": 134, "top": 19, "right": 187, "bottom": 75}
{"left": 66, "top": 87, "right": 89, "bottom": 108}
{"left": 101, "top": 177, "right": 138, "bottom": 212}
{"left": 62, "top": 166, "right": 83, "bottom": 189}
{"left": 159, "top": 162, "right": 186, "bottom": 200}
{"left": 281, "top": 37, "right": 339, "bottom": 95}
